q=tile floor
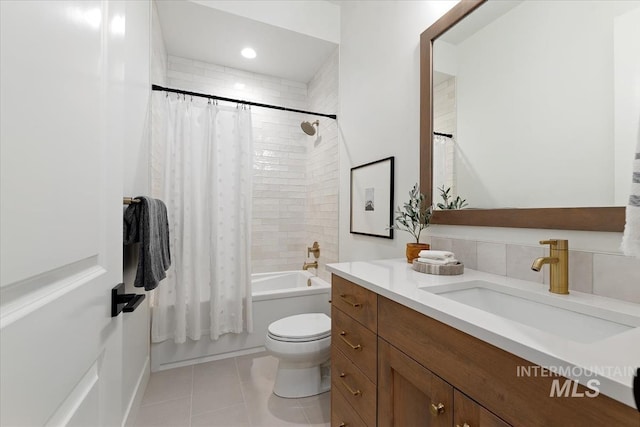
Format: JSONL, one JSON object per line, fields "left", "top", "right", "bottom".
{"left": 134, "top": 352, "right": 330, "bottom": 427}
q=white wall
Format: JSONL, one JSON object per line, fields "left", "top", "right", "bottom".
{"left": 150, "top": 1, "right": 167, "bottom": 87}
{"left": 121, "top": 1, "right": 160, "bottom": 425}
{"left": 338, "top": 0, "right": 458, "bottom": 261}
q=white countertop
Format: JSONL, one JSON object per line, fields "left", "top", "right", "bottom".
{"left": 326, "top": 259, "right": 640, "bottom": 409}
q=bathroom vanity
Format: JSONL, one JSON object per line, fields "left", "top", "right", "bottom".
{"left": 328, "top": 259, "right": 640, "bottom": 426}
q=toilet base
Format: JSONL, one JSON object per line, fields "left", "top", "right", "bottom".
{"left": 273, "top": 360, "right": 331, "bottom": 398}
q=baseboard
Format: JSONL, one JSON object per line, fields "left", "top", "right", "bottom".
{"left": 154, "top": 346, "right": 266, "bottom": 372}
{"left": 122, "top": 356, "right": 150, "bottom": 427}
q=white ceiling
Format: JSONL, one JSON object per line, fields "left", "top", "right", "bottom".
{"left": 155, "top": 1, "right": 339, "bottom": 83}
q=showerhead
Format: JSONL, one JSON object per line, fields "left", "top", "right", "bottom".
{"left": 301, "top": 120, "right": 319, "bottom": 136}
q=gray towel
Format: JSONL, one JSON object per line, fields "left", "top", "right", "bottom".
{"left": 123, "top": 196, "right": 171, "bottom": 291}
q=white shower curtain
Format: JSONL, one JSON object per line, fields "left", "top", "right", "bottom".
{"left": 150, "top": 93, "right": 253, "bottom": 343}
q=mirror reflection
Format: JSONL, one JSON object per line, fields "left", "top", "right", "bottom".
{"left": 432, "top": 0, "right": 640, "bottom": 210}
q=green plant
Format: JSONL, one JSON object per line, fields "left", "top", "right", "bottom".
{"left": 437, "top": 186, "right": 468, "bottom": 210}
{"left": 390, "top": 183, "right": 433, "bottom": 243}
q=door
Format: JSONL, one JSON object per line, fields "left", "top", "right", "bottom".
{"left": 1, "top": 1, "right": 127, "bottom": 425}
{"left": 378, "top": 338, "right": 454, "bottom": 427}
{"left": 454, "top": 390, "right": 512, "bottom": 427}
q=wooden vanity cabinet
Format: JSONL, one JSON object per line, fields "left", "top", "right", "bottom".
{"left": 331, "top": 275, "right": 378, "bottom": 427}
{"left": 378, "top": 295, "right": 639, "bottom": 427}
{"left": 454, "top": 390, "right": 510, "bottom": 427}
{"left": 329, "top": 275, "right": 640, "bottom": 427}
{"left": 378, "top": 337, "right": 510, "bottom": 427}
{"left": 378, "top": 338, "right": 453, "bottom": 426}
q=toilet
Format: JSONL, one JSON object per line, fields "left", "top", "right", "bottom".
{"left": 264, "top": 313, "right": 332, "bottom": 398}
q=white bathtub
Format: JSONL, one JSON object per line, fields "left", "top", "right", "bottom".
{"left": 252, "top": 270, "right": 330, "bottom": 301}
{"left": 151, "top": 270, "right": 331, "bottom": 371}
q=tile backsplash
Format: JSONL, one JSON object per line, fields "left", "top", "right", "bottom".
{"left": 428, "top": 236, "right": 640, "bottom": 304}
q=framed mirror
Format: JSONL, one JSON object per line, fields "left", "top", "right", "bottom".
{"left": 420, "top": 0, "right": 634, "bottom": 231}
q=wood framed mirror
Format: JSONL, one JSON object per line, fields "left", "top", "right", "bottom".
{"left": 419, "top": 0, "right": 626, "bottom": 232}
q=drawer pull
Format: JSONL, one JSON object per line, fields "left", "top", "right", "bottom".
{"left": 339, "top": 294, "right": 362, "bottom": 308}
{"left": 456, "top": 424, "right": 470, "bottom": 427}
{"left": 339, "top": 423, "right": 347, "bottom": 427}
{"left": 339, "top": 331, "right": 362, "bottom": 350}
{"left": 430, "top": 402, "right": 445, "bottom": 416}
{"left": 339, "top": 373, "right": 361, "bottom": 396}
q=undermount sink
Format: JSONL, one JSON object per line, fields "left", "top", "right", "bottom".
{"left": 421, "top": 280, "right": 640, "bottom": 343}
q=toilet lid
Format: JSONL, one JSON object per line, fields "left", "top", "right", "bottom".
{"left": 268, "top": 313, "right": 331, "bottom": 343}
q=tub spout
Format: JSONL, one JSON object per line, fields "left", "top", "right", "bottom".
{"left": 302, "top": 261, "right": 318, "bottom": 270}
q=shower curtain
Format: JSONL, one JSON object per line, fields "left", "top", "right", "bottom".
{"left": 150, "top": 93, "right": 253, "bottom": 343}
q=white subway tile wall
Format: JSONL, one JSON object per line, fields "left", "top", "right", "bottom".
{"left": 429, "top": 237, "right": 640, "bottom": 304}
{"left": 593, "top": 253, "right": 640, "bottom": 303}
{"left": 305, "top": 49, "right": 339, "bottom": 281}
{"left": 476, "top": 241, "right": 507, "bottom": 276}
{"left": 166, "top": 51, "right": 339, "bottom": 278}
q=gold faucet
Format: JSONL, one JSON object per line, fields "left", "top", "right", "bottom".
{"left": 531, "top": 239, "right": 569, "bottom": 294}
{"left": 302, "top": 261, "right": 318, "bottom": 270}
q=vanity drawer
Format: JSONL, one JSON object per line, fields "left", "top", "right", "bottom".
{"left": 331, "top": 275, "right": 377, "bottom": 331}
{"left": 331, "top": 387, "right": 367, "bottom": 427}
{"left": 332, "top": 346, "right": 376, "bottom": 427}
{"left": 332, "top": 306, "right": 377, "bottom": 383}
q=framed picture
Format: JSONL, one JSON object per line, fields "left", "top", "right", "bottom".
{"left": 350, "top": 156, "right": 394, "bottom": 239}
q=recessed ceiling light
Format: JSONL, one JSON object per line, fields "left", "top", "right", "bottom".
{"left": 241, "top": 47, "right": 257, "bottom": 59}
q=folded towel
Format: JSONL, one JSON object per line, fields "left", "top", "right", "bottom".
{"left": 418, "top": 250, "right": 455, "bottom": 260}
{"left": 417, "top": 257, "right": 459, "bottom": 266}
{"left": 622, "top": 135, "right": 640, "bottom": 258}
{"left": 123, "top": 196, "right": 171, "bottom": 291}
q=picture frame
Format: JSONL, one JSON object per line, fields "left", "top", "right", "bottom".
{"left": 350, "top": 156, "right": 394, "bottom": 239}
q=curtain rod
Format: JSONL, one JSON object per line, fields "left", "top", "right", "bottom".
{"left": 434, "top": 132, "right": 453, "bottom": 138}
{"left": 152, "top": 84, "right": 337, "bottom": 120}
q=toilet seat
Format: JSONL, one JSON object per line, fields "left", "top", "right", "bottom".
{"left": 267, "top": 313, "right": 331, "bottom": 343}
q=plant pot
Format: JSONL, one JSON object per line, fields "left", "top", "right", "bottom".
{"left": 406, "top": 243, "right": 430, "bottom": 263}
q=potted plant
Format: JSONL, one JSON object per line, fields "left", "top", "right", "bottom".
{"left": 390, "top": 183, "right": 433, "bottom": 263}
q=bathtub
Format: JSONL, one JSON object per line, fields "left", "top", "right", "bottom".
{"left": 151, "top": 270, "right": 331, "bottom": 371}
{"left": 252, "top": 270, "right": 330, "bottom": 301}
